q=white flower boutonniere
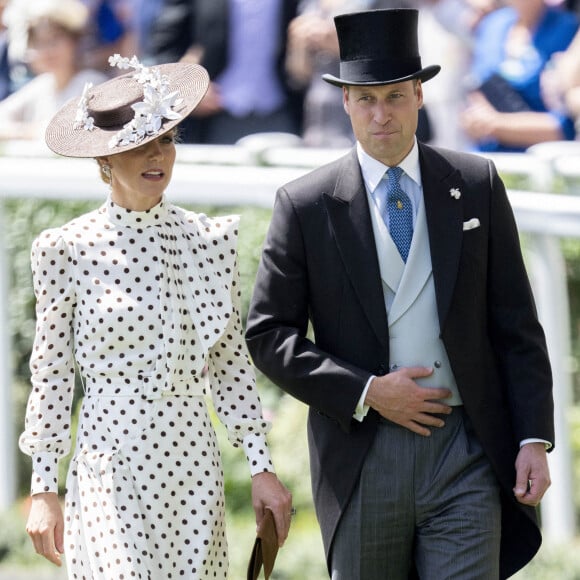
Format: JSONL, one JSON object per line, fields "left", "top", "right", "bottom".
{"left": 450, "top": 187, "right": 461, "bottom": 200}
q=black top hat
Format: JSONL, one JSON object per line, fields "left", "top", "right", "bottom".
{"left": 322, "top": 9, "right": 440, "bottom": 87}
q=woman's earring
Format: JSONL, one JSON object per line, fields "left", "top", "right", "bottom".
{"left": 102, "top": 164, "right": 112, "bottom": 181}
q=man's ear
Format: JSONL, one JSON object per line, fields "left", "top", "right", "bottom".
{"left": 342, "top": 86, "right": 350, "bottom": 116}
{"left": 415, "top": 80, "right": 424, "bottom": 108}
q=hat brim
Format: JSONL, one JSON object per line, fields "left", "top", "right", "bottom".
{"left": 321, "top": 64, "right": 441, "bottom": 88}
{"left": 45, "top": 62, "right": 209, "bottom": 158}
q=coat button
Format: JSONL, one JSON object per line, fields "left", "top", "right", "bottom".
{"left": 434, "top": 360, "right": 442, "bottom": 368}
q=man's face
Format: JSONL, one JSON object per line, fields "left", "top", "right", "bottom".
{"left": 343, "top": 80, "right": 423, "bottom": 166}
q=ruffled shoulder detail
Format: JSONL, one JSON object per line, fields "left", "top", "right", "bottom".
{"left": 33, "top": 226, "right": 68, "bottom": 251}
{"left": 31, "top": 228, "right": 74, "bottom": 288}
{"left": 181, "top": 210, "right": 240, "bottom": 270}
{"left": 32, "top": 206, "right": 104, "bottom": 254}
{"left": 165, "top": 207, "right": 241, "bottom": 355}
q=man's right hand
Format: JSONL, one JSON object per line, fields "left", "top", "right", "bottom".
{"left": 26, "top": 492, "right": 64, "bottom": 566}
{"left": 365, "top": 366, "right": 453, "bottom": 436}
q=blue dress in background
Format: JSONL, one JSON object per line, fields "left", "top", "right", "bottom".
{"left": 468, "top": 6, "right": 579, "bottom": 152}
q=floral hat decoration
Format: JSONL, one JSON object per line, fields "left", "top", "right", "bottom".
{"left": 45, "top": 55, "right": 210, "bottom": 158}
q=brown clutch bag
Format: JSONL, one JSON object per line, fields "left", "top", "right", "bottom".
{"left": 247, "top": 508, "right": 279, "bottom": 580}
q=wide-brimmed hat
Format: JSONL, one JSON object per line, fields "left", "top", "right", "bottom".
{"left": 27, "top": 0, "right": 89, "bottom": 34}
{"left": 322, "top": 9, "right": 440, "bottom": 87}
{"left": 45, "top": 55, "right": 210, "bottom": 158}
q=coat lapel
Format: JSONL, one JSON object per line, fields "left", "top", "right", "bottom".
{"left": 323, "top": 150, "right": 389, "bottom": 349}
{"left": 419, "top": 143, "right": 465, "bottom": 331}
{"left": 321, "top": 144, "right": 465, "bottom": 347}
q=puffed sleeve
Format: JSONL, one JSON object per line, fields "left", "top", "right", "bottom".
{"left": 18, "top": 229, "right": 76, "bottom": 495}
{"left": 207, "top": 259, "right": 274, "bottom": 477}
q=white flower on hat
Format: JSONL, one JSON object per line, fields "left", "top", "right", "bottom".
{"left": 109, "top": 54, "right": 141, "bottom": 71}
{"left": 72, "top": 54, "right": 184, "bottom": 148}
{"left": 106, "top": 55, "right": 184, "bottom": 148}
{"left": 450, "top": 187, "right": 461, "bottom": 200}
{"left": 48, "top": 55, "right": 209, "bottom": 158}
{"left": 73, "top": 82, "right": 95, "bottom": 131}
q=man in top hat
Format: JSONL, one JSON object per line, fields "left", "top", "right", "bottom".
{"left": 246, "top": 8, "right": 553, "bottom": 579}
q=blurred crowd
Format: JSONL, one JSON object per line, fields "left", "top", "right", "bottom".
{"left": 1, "top": 0, "right": 580, "bottom": 152}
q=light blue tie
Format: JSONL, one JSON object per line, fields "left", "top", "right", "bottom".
{"left": 383, "top": 167, "right": 413, "bottom": 262}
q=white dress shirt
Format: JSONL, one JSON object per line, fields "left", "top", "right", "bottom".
{"left": 350, "top": 141, "right": 550, "bottom": 449}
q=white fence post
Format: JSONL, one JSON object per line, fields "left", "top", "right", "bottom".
{"left": 0, "top": 201, "right": 16, "bottom": 509}
{"left": 527, "top": 234, "right": 576, "bottom": 541}
{"left": 0, "top": 155, "right": 579, "bottom": 537}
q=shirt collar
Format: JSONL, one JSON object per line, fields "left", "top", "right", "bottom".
{"left": 356, "top": 139, "right": 422, "bottom": 194}
{"left": 103, "top": 194, "right": 168, "bottom": 228}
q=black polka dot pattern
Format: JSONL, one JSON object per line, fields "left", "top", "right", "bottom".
{"left": 19, "top": 195, "right": 273, "bottom": 578}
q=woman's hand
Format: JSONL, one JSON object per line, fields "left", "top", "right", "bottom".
{"left": 25, "top": 492, "right": 64, "bottom": 566}
{"left": 251, "top": 472, "right": 293, "bottom": 546}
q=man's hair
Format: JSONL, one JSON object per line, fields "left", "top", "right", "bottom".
{"left": 344, "top": 79, "right": 420, "bottom": 93}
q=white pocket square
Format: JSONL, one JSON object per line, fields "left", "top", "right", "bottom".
{"left": 463, "top": 218, "right": 480, "bottom": 231}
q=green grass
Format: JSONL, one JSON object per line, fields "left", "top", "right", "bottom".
{"left": 5, "top": 197, "right": 580, "bottom": 578}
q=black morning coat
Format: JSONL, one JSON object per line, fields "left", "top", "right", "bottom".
{"left": 246, "top": 142, "right": 554, "bottom": 579}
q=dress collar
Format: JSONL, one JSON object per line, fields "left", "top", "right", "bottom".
{"left": 356, "top": 139, "right": 422, "bottom": 195}
{"left": 102, "top": 194, "right": 169, "bottom": 228}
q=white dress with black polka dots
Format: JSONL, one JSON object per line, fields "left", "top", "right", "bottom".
{"left": 19, "top": 195, "right": 273, "bottom": 579}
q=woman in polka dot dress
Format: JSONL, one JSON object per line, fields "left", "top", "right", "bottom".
{"left": 19, "top": 55, "right": 293, "bottom": 579}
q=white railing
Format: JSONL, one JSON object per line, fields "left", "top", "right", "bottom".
{"left": 1, "top": 144, "right": 579, "bottom": 544}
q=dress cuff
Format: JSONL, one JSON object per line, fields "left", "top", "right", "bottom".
{"left": 353, "top": 375, "right": 374, "bottom": 422}
{"left": 243, "top": 432, "right": 274, "bottom": 476}
{"left": 30, "top": 452, "right": 59, "bottom": 495}
{"left": 520, "top": 438, "right": 552, "bottom": 450}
